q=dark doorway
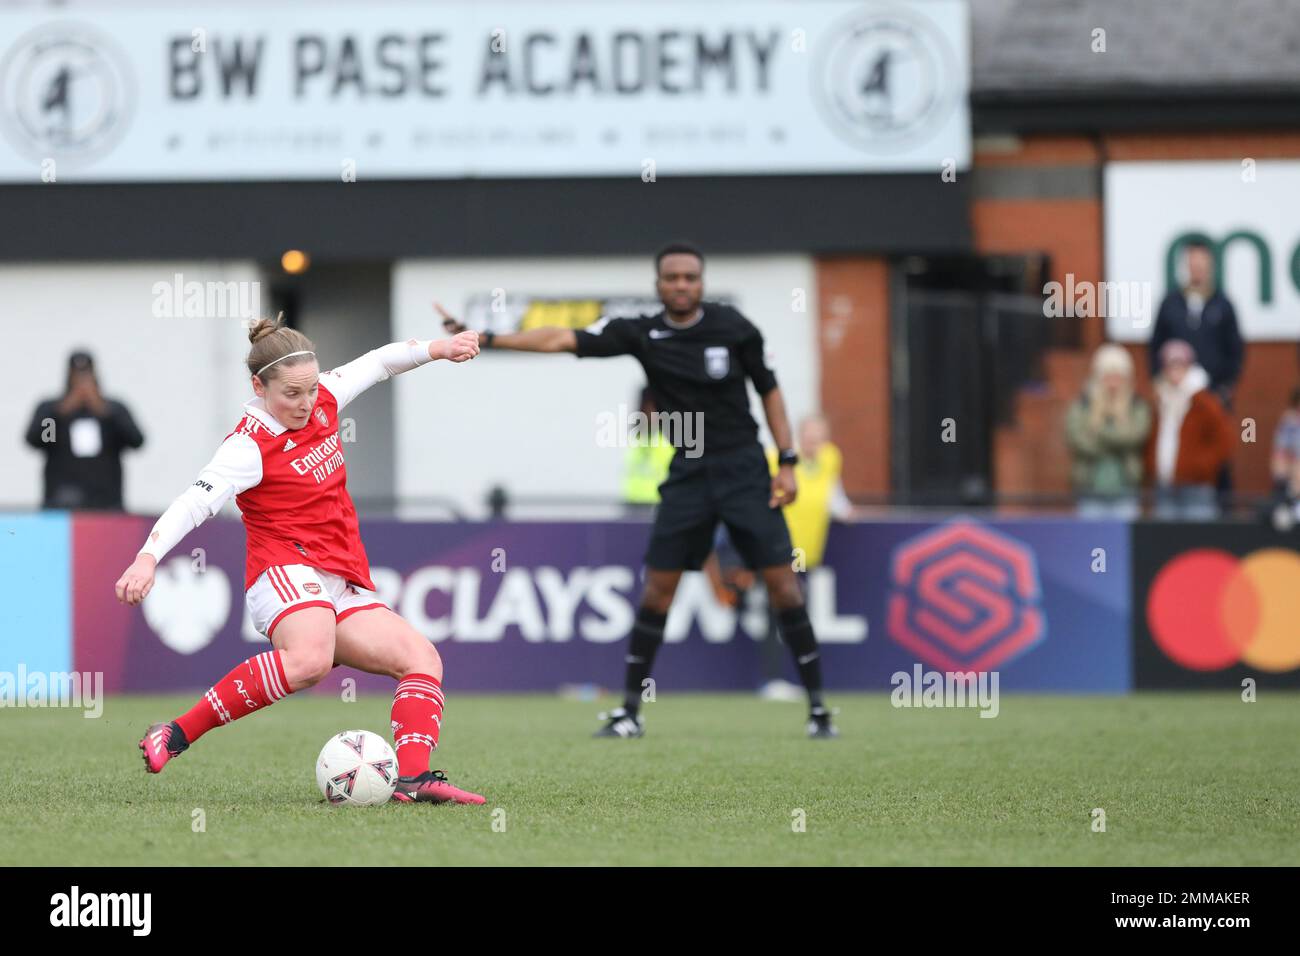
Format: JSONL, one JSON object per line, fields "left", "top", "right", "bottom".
{"left": 891, "top": 254, "right": 1052, "bottom": 505}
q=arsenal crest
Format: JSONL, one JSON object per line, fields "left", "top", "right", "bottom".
{"left": 314, "top": 407, "right": 329, "bottom": 427}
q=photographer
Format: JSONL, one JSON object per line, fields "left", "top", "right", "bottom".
{"left": 24, "top": 351, "right": 145, "bottom": 510}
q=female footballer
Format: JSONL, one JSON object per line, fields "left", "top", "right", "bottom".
{"left": 114, "top": 316, "right": 484, "bottom": 804}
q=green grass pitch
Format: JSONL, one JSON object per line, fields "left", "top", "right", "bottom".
{"left": 2, "top": 692, "right": 1297, "bottom": 866}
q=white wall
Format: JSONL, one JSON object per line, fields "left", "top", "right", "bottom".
{"left": 2, "top": 261, "right": 260, "bottom": 513}
{"left": 391, "top": 255, "right": 820, "bottom": 518}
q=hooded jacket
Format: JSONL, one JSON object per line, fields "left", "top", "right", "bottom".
{"left": 1143, "top": 364, "right": 1233, "bottom": 486}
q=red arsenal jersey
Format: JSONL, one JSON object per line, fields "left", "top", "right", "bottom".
{"left": 229, "top": 381, "right": 373, "bottom": 591}
{"left": 139, "top": 340, "right": 435, "bottom": 587}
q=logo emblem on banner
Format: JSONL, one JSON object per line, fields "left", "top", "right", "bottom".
{"left": 887, "top": 520, "right": 1045, "bottom": 672}
{"left": 0, "top": 24, "right": 135, "bottom": 164}
{"left": 1146, "top": 547, "right": 1300, "bottom": 672}
{"left": 141, "top": 559, "right": 233, "bottom": 655}
{"left": 815, "top": 8, "right": 959, "bottom": 151}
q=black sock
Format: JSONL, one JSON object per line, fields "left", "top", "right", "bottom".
{"left": 622, "top": 607, "right": 667, "bottom": 716}
{"left": 776, "top": 605, "right": 824, "bottom": 710}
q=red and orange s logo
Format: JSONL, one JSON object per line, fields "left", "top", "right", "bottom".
{"left": 887, "top": 520, "right": 1045, "bottom": 673}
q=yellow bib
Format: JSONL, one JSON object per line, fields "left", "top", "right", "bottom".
{"left": 624, "top": 437, "right": 676, "bottom": 504}
{"left": 768, "top": 443, "right": 842, "bottom": 567}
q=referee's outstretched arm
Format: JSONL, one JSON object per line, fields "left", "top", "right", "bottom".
{"left": 436, "top": 303, "right": 577, "bottom": 353}
{"left": 486, "top": 326, "right": 577, "bottom": 353}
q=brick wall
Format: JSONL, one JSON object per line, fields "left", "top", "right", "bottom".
{"left": 815, "top": 258, "right": 891, "bottom": 497}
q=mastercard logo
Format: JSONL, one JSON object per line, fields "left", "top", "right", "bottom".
{"left": 1146, "top": 548, "right": 1300, "bottom": 672}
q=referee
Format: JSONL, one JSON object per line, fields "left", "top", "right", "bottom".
{"left": 440, "top": 242, "right": 836, "bottom": 739}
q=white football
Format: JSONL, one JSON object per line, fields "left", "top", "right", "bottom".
{"left": 316, "top": 730, "right": 398, "bottom": 806}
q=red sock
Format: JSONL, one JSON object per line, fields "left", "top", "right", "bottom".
{"left": 174, "top": 650, "right": 291, "bottom": 744}
{"left": 391, "top": 673, "right": 444, "bottom": 778}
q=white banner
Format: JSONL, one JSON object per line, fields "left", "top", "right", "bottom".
{"left": 0, "top": 1, "right": 970, "bottom": 183}
{"left": 1105, "top": 161, "right": 1300, "bottom": 341}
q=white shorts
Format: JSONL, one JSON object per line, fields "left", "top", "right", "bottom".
{"left": 247, "top": 564, "right": 388, "bottom": 639}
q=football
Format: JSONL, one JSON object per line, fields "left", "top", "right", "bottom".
{"left": 315, "top": 730, "right": 398, "bottom": 806}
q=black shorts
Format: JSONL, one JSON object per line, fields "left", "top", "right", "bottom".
{"left": 645, "top": 444, "right": 794, "bottom": 572}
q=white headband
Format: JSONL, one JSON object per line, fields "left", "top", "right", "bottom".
{"left": 256, "top": 350, "right": 316, "bottom": 377}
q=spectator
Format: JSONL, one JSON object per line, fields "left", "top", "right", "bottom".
{"left": 1144, "top": 339, "right": 1232, "bottom": 520}
{"left": 1065, "top": 343, "right": 1151, "bottom": 519}
{"left": 1269, "top": 386, "right": 1300, "bottom": 513}
{"left": 767, "top": 414, "right": 854, "bottom": 568}
{"left": 621, "top": 386, "right": 676, "bottom": 515}
{"left": 1149, "top": 240, "right": 1244, "bottom": 406}
{"left": 24, "top": 351, "right": 144, "bottom": 510}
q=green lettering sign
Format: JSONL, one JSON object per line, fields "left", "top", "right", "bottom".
{"left": 1165, "top": 230, "right": 1272, "bottom": 302}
